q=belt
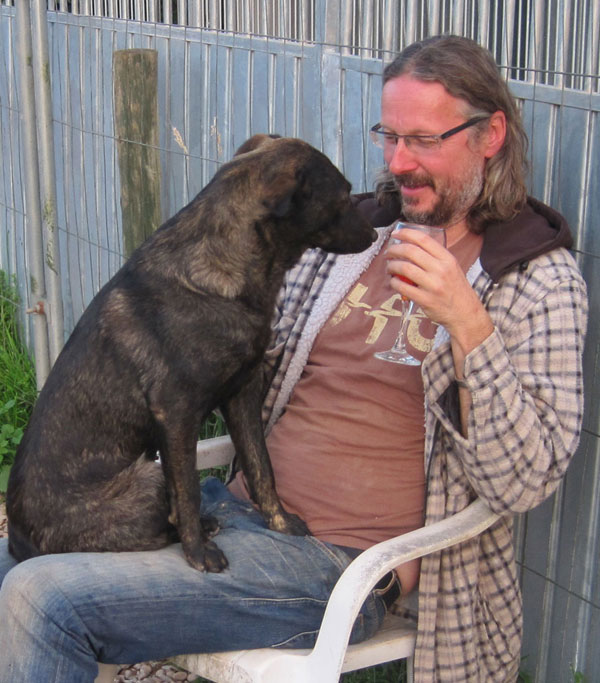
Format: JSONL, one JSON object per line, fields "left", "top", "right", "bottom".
{"left": 373, "top": 570, "right": 402, "bottom": 609}
{"left": 334, "top": 545, "right": 402, "bottom": 609}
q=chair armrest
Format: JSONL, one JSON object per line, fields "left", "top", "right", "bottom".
{"left": 306, "top": 499, "right": 501, "bottom": 678}
{"left": 195, "top": 435, "right": 235, "bottom": 469}
{"left": 194, "top": 440, "right": 500, "bottom": 679}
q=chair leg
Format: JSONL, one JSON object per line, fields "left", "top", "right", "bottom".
{"left": 406, "top": 654, "right": 414, "bottom": 683}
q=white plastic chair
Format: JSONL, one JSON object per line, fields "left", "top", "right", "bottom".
{"left": 96, "top": 435, "right": 500, "bottom": 683}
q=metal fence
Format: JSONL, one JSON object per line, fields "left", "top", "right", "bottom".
{"left": 0, "top": 1, "right": 599, "bottom": 680}
{"left": 36, "top": 0, "right": 600, "bottom": 93}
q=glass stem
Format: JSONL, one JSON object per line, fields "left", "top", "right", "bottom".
{"left": 390, "top": 299, "right": 414, "bottom": 354}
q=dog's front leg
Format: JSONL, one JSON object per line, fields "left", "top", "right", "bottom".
{"left": 222, "top": 372, "right": 310, "bottom": 536}
{"left": 158, "top": 421, "right": 228, "bottom": 572}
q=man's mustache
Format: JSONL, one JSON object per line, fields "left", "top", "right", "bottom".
{"left": 393, "top": 172, "right": 435, "bottom": 190}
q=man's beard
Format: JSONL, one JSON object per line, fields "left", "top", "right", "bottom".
{"left": 394, "top": 166, "right": 484, "bottom": 227}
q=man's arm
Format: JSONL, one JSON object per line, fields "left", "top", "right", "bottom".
{"left": 431, "top": 254, "right": 588, "bottom": 514}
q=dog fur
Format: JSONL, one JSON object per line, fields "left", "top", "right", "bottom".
{"left": 6, "top": 135, "right": 376, "bottom": 571}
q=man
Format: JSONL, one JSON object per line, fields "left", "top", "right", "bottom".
{"left": 0, "top": 35, "right": 587, "bottom": 682}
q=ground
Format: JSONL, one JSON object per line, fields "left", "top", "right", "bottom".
{"left": 0, "top": 496, "right": 6, "bottom": 540}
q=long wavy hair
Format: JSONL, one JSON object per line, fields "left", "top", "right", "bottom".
{"left": 375, "top": 35, "right": 529, "bottom": 230}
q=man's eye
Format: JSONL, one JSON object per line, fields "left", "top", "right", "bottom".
{"left": 382, "top": 132, "right": 398, "bottom": 144}
{"left": 411, "top": 136, "right": 439, "bottom": 149}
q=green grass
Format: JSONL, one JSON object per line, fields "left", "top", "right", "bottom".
{"left": 198, "top": 411, "right": 229, "bottom": 482}
{"left": 199, "top": 411, "right": 227, "bottom": 441}
{"left": 0, "top": 271, "right": 37, "bottom": 492}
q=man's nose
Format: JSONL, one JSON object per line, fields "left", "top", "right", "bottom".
{"left": 386, "top": 139, "right": 420, "bottom": 175}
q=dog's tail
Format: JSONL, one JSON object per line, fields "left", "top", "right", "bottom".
{"left": 7, "top": 521, "right": 43, "bottom": 563}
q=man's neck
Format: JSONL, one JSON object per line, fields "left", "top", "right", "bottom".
{"left": 444, "top": 219, "right": 471, "bottom": 248}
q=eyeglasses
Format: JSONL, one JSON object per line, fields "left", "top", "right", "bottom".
{"left": 369, "top": 115, "right": 490, "bottom": 154}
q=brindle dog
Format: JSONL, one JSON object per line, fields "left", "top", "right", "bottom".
{"left": 7, "top": 135, "right": 376, "bottom": 571}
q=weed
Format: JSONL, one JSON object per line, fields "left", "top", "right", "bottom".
{"left": 0, "top": 401, "right": 24, "bottom": 490}
{"left": 0, "top": 271, "right": 37, "bottom": 492}
{"left": 199, "top": 411, "right": 227, "bottom": 441}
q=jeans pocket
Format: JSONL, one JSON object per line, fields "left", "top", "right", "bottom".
{"left": 302, "top": 536, "right": 386, "bottom": 645}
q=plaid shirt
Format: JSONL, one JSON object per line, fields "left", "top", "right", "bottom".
{"left": 259, "top": 203, "right": 588, "bottom": 682}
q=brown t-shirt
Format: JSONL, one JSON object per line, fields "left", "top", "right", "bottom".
{"left": 230, "top": 231, "right": 483, "bottom": 549}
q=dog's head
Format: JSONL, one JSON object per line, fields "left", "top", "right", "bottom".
{"left": 233, "top": 136, "right": 378, "bottom": 257}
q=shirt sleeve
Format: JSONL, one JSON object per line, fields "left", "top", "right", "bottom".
{"left": 435, "top": 256, "right": 588, "bottom": 514}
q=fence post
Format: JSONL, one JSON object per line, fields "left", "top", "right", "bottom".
{"left": 113, "top": 49, "right": 162, "bottom": 258}
{"left": 32, "top": 0, "right": 64, "bottom": 365}
{"left": 15, "top": 0, "right": 51, "bottom": 390}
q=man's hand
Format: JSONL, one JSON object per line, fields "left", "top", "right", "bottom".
{"left": 385, "top": 228, "right": 494, "bottom": 357}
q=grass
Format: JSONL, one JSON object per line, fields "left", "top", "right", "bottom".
{"left": 199, "top": 411, "right": 227, "bottom": 441}
{"left": 0, "top": 271, "right": 37, "bottom": 493}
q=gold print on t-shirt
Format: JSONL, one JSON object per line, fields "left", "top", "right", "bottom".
{"left": 331, "top": 285, "right": 423, "bottom": 345}
{"left": 406, "top": 310, "right": 435, "bottom": 352}
{"left": 329, "top": 284, "right": 371, "bottom": 326}
{"left": 364, "top": 294, "right": 404, "bottom": 344}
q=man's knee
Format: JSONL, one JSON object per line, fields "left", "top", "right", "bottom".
{"left": 0, "top": 557, "right": 74, "bottom": 625}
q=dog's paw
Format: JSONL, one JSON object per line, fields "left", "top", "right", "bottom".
{"left": 200, "top": 514, "right": 220, "bottom": 537}
{"left": 269, "top": 511, "right": 311, "bottom": 537}
{"left": 186, "top": 540, "right": 229, "bottom": 573}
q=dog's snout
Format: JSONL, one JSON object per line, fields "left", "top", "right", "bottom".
{"left": 345, "top": 211, "right": 378, "bottom": 252}
{"left": 314, "top": 214, "right": 377, "bottom": 255}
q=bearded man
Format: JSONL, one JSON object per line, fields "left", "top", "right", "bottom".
{"left": 0, "top": 35, "right": 587, "bottom": 683}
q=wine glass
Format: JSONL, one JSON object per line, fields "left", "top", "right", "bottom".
{"left": 374, "top": 222, "right": 446, "bottom": 365}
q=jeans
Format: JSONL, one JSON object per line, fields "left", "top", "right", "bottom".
{"left": 0, "top": 477, "right": 385, "bottom": 682}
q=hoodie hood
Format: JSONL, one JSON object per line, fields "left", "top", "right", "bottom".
{"left": 351, "top": 193, "right": 573, "bottom": 283}
{"left": 480, "top": 196, "right": 573, "bottom": 281}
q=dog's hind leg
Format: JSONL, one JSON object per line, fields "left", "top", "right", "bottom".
{"left": 15, "top": 456, "right": 175, "bottom": 557}
{"left": 221, "top": 371, "right": 310, "bottom": 536}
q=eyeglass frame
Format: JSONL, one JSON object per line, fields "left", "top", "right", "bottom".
{"left": 369, "top": 114, "right": 491, "bottom": 152}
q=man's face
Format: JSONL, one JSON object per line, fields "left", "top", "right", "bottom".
{"left": 380, "top": 75, "right": 489, "bottom": 228}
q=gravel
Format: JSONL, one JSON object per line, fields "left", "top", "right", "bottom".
{"left": 0, "top": 502, "right": 6, "bottom": 540}
{"left": 0, "top": 501, "right": 204, "bottom": 683}
{"left": 112, "top": 662, "right": 200, "bottom": 682}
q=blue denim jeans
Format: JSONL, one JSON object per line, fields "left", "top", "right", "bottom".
{"left": 0, "top": 477, "right": 385, "bottom": 682}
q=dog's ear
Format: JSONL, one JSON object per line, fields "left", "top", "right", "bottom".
{"left": 262, "top": 167, "right": 309, "bottom": 218}
{"left": 234, "top": 134, "right": 281, "bottom": 156}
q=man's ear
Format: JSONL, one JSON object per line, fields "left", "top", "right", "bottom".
{"left": 483, "top": 111, "right": 507, "bottom": 159}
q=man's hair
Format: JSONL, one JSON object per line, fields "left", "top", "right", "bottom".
{"left": 375, "top": 35, "right": 529, "bottom": 230}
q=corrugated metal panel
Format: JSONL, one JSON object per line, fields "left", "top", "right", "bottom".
{"left": 0, "top": 1, "right": 599, "bottom": 680}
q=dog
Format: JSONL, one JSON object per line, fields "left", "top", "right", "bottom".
{"left": 6, "top": 135, "right": 377, "bottom": 572}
